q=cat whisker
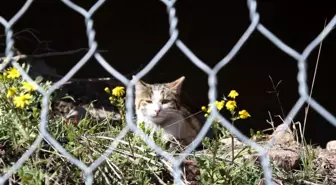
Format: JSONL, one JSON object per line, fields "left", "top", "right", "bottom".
{"left": 163, "top": 111, "right": 203, "bottom": 129}
{"left": 163, "top": 109, "right": 189, "bottom": 115}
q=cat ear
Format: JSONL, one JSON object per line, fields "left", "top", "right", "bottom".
{"left": 167, "top": 76, "right": 185, "bottom": 94}
{"left": 133, "top": 76, "right": 148, "bottom": 93}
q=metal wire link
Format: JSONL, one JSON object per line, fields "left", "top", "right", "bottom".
{"left": 0, "top": 0, "right": 335, "bottom": 184}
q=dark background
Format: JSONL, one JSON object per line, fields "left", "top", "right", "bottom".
{"left": 1, "top": 0, "right": 335, "bottom": 146}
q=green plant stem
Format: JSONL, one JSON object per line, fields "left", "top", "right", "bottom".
{"left": 126, "top": 133, "right": 138, "bottom": 182}
{"left": 211, "top": 121, "right": 220, "bottom": 184}
{"left": 303, "top": 19, "right": 326, "bottom": 137}
{"left": 11, "top": 122, "right": 18, "bottom": 149}
{"left": 120, "top": 100, "right": 137, "bottom": 178}
{"left": 7, "top": 98, "right": 30, "bottom": 140}
{"left": 126, "top": 134, "right": 135, "bottom": 159}
{"left": 231, "top": 120, "right": 235, "bottom": 164}
{"left": 0, "top": 97, "right": 18, "bottom": 149}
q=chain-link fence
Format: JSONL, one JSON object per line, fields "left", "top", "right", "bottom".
{"left": 0, "top": 0, "right": 336, "bottom": 184}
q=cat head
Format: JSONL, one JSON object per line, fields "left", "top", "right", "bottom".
{"left": 134, "top": 76, "right": 185, "bottom": 122}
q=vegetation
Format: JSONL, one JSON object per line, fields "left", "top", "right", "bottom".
{"left": 0, "top": 59, "right": 334, "bottom": 185}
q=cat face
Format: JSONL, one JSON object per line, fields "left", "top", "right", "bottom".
{"left": 134, "top": 76, "right": 185, "bottom": 123}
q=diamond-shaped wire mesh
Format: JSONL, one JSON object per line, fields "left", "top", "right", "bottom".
{"left": 0, "top": 0, "right": 336, "bottom": 184}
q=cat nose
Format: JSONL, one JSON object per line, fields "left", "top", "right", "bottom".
{"left": 154, "top": 108, "right": 161, "bottom": 115}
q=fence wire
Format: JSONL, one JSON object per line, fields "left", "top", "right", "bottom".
{"left": 0, "top": 0, "right": 336, "bottom": 184}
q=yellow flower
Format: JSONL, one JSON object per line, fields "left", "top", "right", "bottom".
{"left": 239, "top": 110, "right": 251, "bottom": 119}
{"left": 228, "top": 90, "right": 239, "bottom": 99}
{"left": 3, "top": 57, "right": 10, "bottom": 63}
{"left": 6, "top": 87, "right": 17, "bottom": 98}
{"left": 225, "top": 100, "right": 237, "bottom": 112}
{"left": 201, "top": 106, "right": 207, "bottom": 112}
{"left": 215, "top": 100, "right": 225, "bottom": 111}
{"left": 13, "top": 93, "right": 33, "bottom": 108}
{"left": 112, "top": 86, "right": 125, "bottom": 97}
{"left": 104, "top": 87, "right": 110, "bottom": 94}
{"left": 22, "top": 81, "right": 37, "bottom": 92}
{"left": 204, "top": 113, "right": 209, "bottom": 118}
{"left": 6, "top": 67, "right": 20, "bottom": 79}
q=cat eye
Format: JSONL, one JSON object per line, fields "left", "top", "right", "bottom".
{"left": 145, "top": 100, "right": 152, "bottom": 103}
{"left": 161, "top": 99, "right": 170, "bottom": 104}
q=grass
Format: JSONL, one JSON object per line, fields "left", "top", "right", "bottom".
{"left": 0, "top": 62, "right": 258, "bottom": 185}
{"left": 0, "top": 67, "right": 333, "bottom": 185}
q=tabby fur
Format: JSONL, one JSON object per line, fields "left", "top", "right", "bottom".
{"left": 134, "top": 76, "right": 202, "bottom": 146}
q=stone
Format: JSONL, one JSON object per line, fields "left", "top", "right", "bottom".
{"left": 316, "top": 148, "right": 336, "bottom": 172}
{"left": 270, "top": 123, "right": 296, "bottom": 147}
{"left": 267, "top": 148, "right": 300, "bottom": 170}
{"left": 326, "top": 140, "right": 336, "bottom": 152}
{"left": 250, "top": 123, "right": 300, "bottom": 171}
{"left": 182, "top": 160, "right": 200, "bottom": 185}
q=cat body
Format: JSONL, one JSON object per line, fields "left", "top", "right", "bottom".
{"left": 134, "top": 76, "right": 202, "bottom": 146}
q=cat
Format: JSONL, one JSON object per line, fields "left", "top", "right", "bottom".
{"left": 134, "top": 76, "right": 209, "bottom": 148}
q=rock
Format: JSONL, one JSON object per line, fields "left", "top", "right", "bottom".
{"left": 270, "top": 123, "right": 296, "bottom": 147}
{"left": 250, "top": 124, "right": 300, "bottom": 171}
{"left": 182, "top": 160, "right": 200, "bottom": 185}
{"left": 267, "top": 148, "right": 300, "bottom": 170}
{"left": 66, "top": 105, "right": 121, "bottom": 122}
{"left": 249, "top": 147, "right": 300, "bottom": 171}
{"left": 66, "top": 106, "right": 87, "bottom": 121}
{"left": 326, "top": 140, "right": 336, "bottom": 152}
{"left": 316, "top": 148, "right": 336, "bottom": 173}
{"left": 268, "top": 123, "right": 299, "bottom": 170}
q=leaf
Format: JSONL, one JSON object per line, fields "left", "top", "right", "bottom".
{"left": 219, "top": 168, "right": 227, "bottom": 177}
{"left": 21, "top": 62, "right": 26, "bottom": 70}
{"left": 275, "top": 80, "right": 282, "bottom": 89}
{"left": 203, "top": 173, "right": 209, "bottom": 181}
{"left": 250, "top": 128, "right": 255, "bottom": 137}
{"left": 35, "top": 76, "right": 43, "bottom": 83}
{"left": 61, "top": 95, "right": 76, "bottom": 103}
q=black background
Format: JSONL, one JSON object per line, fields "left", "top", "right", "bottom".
{"left": 1, "top": 0, "right": 336, "bottom": 146}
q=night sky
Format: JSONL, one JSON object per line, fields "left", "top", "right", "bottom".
{"left": 1, "top": 0, "right": 336, "bottom": 146}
